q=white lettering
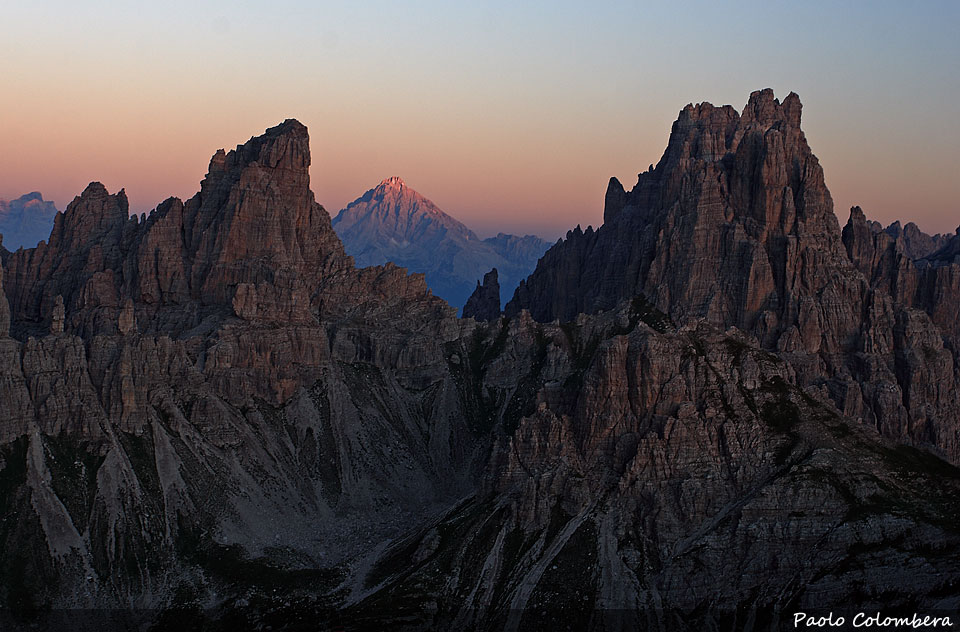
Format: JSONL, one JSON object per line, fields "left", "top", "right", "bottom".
{"left": 793, "top": 613, "right": 845, "bottom": 627}
{"left": 849, "top": 612, "right": 954, "bottom": 628}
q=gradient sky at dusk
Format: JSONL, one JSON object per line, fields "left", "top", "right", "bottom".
{"left": 2, "top": 1, "right": 957, "bottom": 240}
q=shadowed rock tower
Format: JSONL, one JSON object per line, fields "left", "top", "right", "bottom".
{"left": 507, "top": 88, "right": 960, "bottom": 462}
{"left": 462, "top": 268, "right": 501, "bottom": 321}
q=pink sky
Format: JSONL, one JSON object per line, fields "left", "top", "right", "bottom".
{"left": 2, "top": 2, "right": 957, "bottom": 240}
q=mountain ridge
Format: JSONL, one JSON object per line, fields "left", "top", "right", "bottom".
{"left": 507, "top": 87, "right": 960, "bottom": 464}
{"left": 1, "top": 98, "right": 959, "bottom": 627}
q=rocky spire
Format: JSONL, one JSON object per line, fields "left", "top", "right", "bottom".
{"left": 603, "top": 177, "right": 626, "bottom": 224}
{"left": 2, "top": 182, "right": 131, "bottom": 336}
{"left": 50, "top": 295, "right": 64, "bottom": 335}
{"left": 507, "top": 88, "right": 841, "bottom": 333}
{"left": 506, "top": 89, "right": 960, "bottom": 464}
{"left": 182, "top": 118, "right": 348, "bottom": 310}
{"left": 51, "top": 182, "right": 129, "bottom": 251}
{"left": 462, "top": 268, "right": 501, "bottom": 321}
{"left": 1, "top": 119, "right": 441, "bottom": 337}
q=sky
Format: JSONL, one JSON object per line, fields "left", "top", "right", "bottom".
{"left": 1, "top": 1, "right": 958, "bottom": 240}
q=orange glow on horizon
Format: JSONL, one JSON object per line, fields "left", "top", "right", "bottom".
{"left": 2, "top": 3, "right": 957, "bottom": 239}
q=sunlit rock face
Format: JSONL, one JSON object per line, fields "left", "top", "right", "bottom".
{"left": 0, "top": 97, "right": 959, "bottom": 629}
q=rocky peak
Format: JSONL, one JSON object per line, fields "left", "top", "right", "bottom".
{"left": 1, "top": 182, "right": 132, "bottom": 336}
{"left": 211, "top": 118, "right": 310, "bottom": 176}
{"left": 332, "top": 180, "right": 550, "bottom": 311}
{"left": 371, "top": 177, "right": 439, "bottom": 216}
{"left": 877, "top": 219, "right": 951, "bottom": 260}
{"left": 333, "top": 177, "right": 475, "bottom": 244}
{"left": 506, "top": 90, "right": 960, "bottom": 464}
{"left": 658, "top": 100, "right": 739, "bottom": 170}
{"left": 844, "top": 207, "right": 957, "bottom": 279}
{"left": 603, "top": 177, "right": 627, "bottom": 224}
{"left": 189, "top": 119, "right": 313, "bottom": 232}
{"left": 50, "top": 182, "right": 129, "bottom": 251}
{"left": 2, "top": 120, "right": 446, "bottom": 338}
{"left": 177, "top": 119, "right": 347, "bottom": 311}
{"left": 247, "top": 119, "right": 309, "bottom": 172}
{"left": 462, "top": 268, "right": 501, "bottom": 321}
{"left": 369, "top": 176, "right": 446, "bottom": 224}
{"left": 740, "top": 88, "right": 802, "bottom": 129}
{"left": 509, "top": 88, "right": 838, "bottom": 326}
{"left": 662, "top": 88, "right": 805, "bottom": 167}
{"left": 843, "top": 203, "right": 960, "bottom": 318}
{"left": 380, "top": 176, "right": 406, "bottom": 189}
{"left": 925, "top": 229, "right": 960, "bottom": 265}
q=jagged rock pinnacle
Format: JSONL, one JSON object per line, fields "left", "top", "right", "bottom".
{"left": 463, "top": 268, "right": 501, "bottom": 321}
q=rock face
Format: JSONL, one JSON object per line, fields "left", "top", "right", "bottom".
{"left": 462, "top": 268, "right": 501, "bottom": 321}
{"left": 0, "top": 192, "right": 58, "bottom": 251}
{"left": 882, "top": 220, "right": 952, "bottom": 260}
{"left": 925, "top": 227, "right": 960, "bottom": 265}
{"left": 356, "top": 309, "right": 960, "bottom": 630}
{"left": 0, "top": 120, "right": 474, "bottom": 613}
{"left": 4, "top": 122, "right": 442, "bottom": 341}
{"left": 332, "top": 177, "right": 550, "bottom": 310}
{"left": 843, "top": 208, "right": 960, "bottom": 346}
{"left": 507, "top": 89, "right": 960, "bottom": 466}
{"left": 508, "top": 89, "right": 836, "bottom": 330}
{"left": 1, "top": 103, "right": 959, "bottom": 628}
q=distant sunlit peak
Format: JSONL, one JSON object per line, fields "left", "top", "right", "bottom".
{"left": 379, "top": 176, "right": 405, "bottom": 189}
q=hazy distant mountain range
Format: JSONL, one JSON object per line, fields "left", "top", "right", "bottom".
{"left": 331, "top": 176, "right": 551, "bottom": 310}
{"left": 0, "top": 192, "right": 58, "bottom": 251}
